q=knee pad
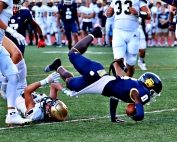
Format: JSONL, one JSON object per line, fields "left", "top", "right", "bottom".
{"left": 126, "top": 53, "right": 137, "bottom": 66}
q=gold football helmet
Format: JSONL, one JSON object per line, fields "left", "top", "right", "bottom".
{"left": 49, "top": 100, "right": 68, "bottom": 121}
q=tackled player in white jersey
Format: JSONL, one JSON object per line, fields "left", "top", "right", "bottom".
{"left": 105, "top": 0, "right": 151, "bottom": 77}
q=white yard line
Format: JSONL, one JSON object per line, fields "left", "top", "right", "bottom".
{"left": 0, "top": 108, "right": 177, "bottom": 130}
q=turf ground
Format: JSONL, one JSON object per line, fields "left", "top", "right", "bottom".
{"left": 0, "top": 45, "right": 177, "bottom": 142}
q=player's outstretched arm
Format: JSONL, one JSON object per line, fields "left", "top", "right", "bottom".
{"left": 30, "top": 19, "right": 45, "bottom": 48}
{"left": 129, "top": 90, "right": 144, "bottom": 121}
{"left": 24, "top": 72, "right": 60, "bottom": 112}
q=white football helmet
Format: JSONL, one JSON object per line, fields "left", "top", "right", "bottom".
{"left": 64, "top": 0, "right": 73, "bottom": 5}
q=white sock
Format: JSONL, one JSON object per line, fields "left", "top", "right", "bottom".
{"left": 8, "top": 109, "right": 16, "bottom": 115}
{"left": 47, "top": 34, "right": 52, "bottom": 44}
{"left": 15, "top": 96, "right": 27, "bottom": 116}
{"left": 6, "top": 74, "right": 18, "bottom": 108}
{"left": 15, "top": 59, "right": 27, "bottom": 80}
{"left": 138, "top": 57, "right": 144, "bottom": 63}
{"left": 55, "top": 33, "right": 58, "bottom": 43}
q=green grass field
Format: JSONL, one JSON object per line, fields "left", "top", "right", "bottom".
{"left": 0, "top": 45, "right": 177, "bottom": 142}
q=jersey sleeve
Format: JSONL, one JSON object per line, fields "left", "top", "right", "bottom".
{"left": 25, "top": 9, "right": 33, "bottom": 23}
{"left": 58, "top": 4, "right": 63, "bottom": 14}
{"left": 53, "top": 6, "right": 58, "bottom": 12}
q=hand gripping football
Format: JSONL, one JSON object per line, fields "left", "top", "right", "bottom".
{"left": 126, "top": 103, "right": 136, "bottom": 116}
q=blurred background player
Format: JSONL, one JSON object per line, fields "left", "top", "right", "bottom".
{"left": 169, "top": 5, "right": 177, "bottom": 46}
{"left": 104, "top": 0, "right": 114, "bottom": 47}
{"left": 157, "top": 4, "right": 169, "bottom": 46}
{"left": 90, "top": 0, "right": 102, "bottom": 46}
{"left": 6, "top": 0, "right": 45, "bottom": 57}
{"left": 76, "top": 0, "right": 84, "bottom": 39}
{"left": 44, "top": 0, "right": 59, "bottom": 46}
{"left": 57, "top": 0, "right": 80, "bottom": 49}
{"left": 81, "top": 0, "right": 95, "bottom": 38}
{"left": 105, "top": 0, "right": 151, "bottom": 77}
{"left": 32, "top": 0, "right": 48, "bottom": 44}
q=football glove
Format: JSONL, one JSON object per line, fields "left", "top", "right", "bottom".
{"left": 6, "top": 27, "right": 26, "bottom": 45}
{"left": 45, "top": 72, "right": 60, "bottom": 83}
{"left": 62, "top": 88, "right": 77, "bottom": 97}
{"left": 38, "top": 39, "right": 46, "bottom": 48}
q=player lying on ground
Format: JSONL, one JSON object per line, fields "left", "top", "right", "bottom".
{"left": 44, "top": 26, "right": 163, "bottom": 122}
{"left": 1, "top": 72, "right": 71, "bottom": 121}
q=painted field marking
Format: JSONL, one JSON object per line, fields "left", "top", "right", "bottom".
{"left": 0, "top": 108, "right": 177, "bottom": 130}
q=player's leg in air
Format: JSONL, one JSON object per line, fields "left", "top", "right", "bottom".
{"left": 45, "top": 26, "right": 103, "bottom": 90}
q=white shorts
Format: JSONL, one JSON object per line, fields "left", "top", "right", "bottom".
{"left": 36, "top": 21, "right": 47, "bottom": 36}
{"left": 47, "top": 20, "right": 58, "bottom": 34}
{"left": 157, "top": 28, "right": 168, "bottom": 33}
{"left": 112, "top": 28, "right": 139, "bottom": 65}
{"left": 0, "top": 46, "right": 18, "bottom": 77}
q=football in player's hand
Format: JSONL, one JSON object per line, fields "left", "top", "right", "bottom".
{"left": 126, "top": 103, "right": 136, "bottom": 116}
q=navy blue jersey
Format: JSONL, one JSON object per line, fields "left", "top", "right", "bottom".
{"left": 103, "top": 76, "right": 150, "bottom": 104}
{"left": 6, "top": 9, "right": 33, "bottom": 42}
{"left": 58, "top": 3, "right": 77, "bottom": 24}
{"left": 158, "top": 12, "right": 169, "bottom": 29}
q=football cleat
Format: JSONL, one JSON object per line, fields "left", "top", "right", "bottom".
{"left": 91, "top": 26, "right": 103, "bottom": 38}
{"left": 44, "top": 58, "right": 61, "bottom": 72}
{"left": 112, "top": 117, "right": 126, "bottom": 123}
{"left": 5, "top": 112, "right": 32, "bottom": 126}
{"left": 138, "top": 61, "right": 147, "bottom": 70}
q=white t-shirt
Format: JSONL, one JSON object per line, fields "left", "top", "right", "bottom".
{"left": 110, "top": 0, "right": 147, "bottom": 31}
{"left": 82, "top": 6, "right": 95, "bottom": 22}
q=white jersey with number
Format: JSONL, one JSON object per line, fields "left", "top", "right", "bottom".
{"left": 32, "top": 5, "right": 46, "bottom": 24}
{"left": 15, "top": 92, "right": 48, "bottom": 121}
{"left": 110, "top": 0, "right": 147, "bottom": 31}
{"left": 44, "top": 5, "right": 58, "bottom": 22}
{"left": 0, "top": 0, "right": 13, "bottom": 43}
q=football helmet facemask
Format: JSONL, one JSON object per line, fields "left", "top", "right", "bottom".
{"left": 64, "top": 0, "right": 73, "bottom": 5}
{"left": 138, "top": 72, "right": 162, "bottom": 104}
{"left": 42, "top": 97, "right": 68, "bottom": 121}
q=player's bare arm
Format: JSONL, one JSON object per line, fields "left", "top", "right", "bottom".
{"left": 57, "top": 13, "right": 64, "bottom": 32}
{"left": 75, "top": 9, "right": 80, "bottom": 30}
{"left": 105, "top": 6, "right": 114, "bottom": 17}
{"left": 24, "top": 82, "right": 39, "bottom": 113}
{"left": 139, "top": 6, "right": 151, "bottom": 20}
{"left": 30, "top": 19, "right": 44, "bottom": 40}
{"left": 130, "top": 90, "right": 144, "bottom": 121}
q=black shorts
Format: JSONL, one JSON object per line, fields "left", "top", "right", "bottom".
{"left": 82, "top": 22, "right": 93, "bottom": 32}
